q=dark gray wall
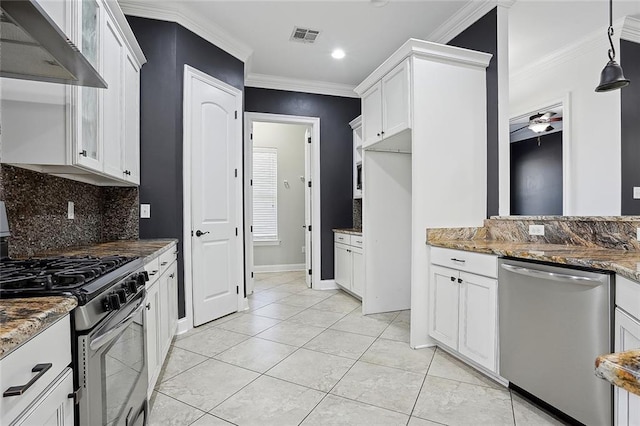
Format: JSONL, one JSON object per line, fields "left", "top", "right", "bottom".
{"left": 127, "top": 16, "right": 244, "bottom": 318}
{"left": 510, "top": 132, "right": 563, "bottom": 215}
{"left": 621, "top": 40, "right": 640, "bottom": 215}
{"left": 448, "top": 8, "right": 499, "bottom": 218}
{"left": 245, "top": 88, "right": 360, "bottom": 280}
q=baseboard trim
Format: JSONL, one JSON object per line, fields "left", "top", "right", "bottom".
{"left": 254, "top": 263, "right": 305, "bottom": 273}
{"left": 314, "top": 279, "right": 338, "bottom": 291}
{"left": 176, "top": 317, "right": 192, "bottom": 335}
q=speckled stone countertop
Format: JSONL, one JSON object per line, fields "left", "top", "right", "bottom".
{"left": 427, "top": 239, "right": 640, "bottom": 282}
{"left": 0, "top": 296, "right": 77, "bottom": 359}
{"left": 32, "top": 238, "right": 178, "bottom": 263}
{"left": 596, "top": 350, "right": 640, "bottom": 397}
{"left": 333, "top": 228, "right": 363, "bottom": 236}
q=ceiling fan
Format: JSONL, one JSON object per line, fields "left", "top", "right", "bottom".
{"left": 510, "top": 111, "right": 563, "bottom": 135}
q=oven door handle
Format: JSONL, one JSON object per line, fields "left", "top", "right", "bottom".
{"left": 89, "top": 301, "right": 145, "bottom": 351}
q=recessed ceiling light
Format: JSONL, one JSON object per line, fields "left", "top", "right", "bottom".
{"left": 331, "top": 49, "right": 345, "bottom": 59}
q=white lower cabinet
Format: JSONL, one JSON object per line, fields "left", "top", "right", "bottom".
{"left": 144, "top": 245, "right": 178, "bottom": 397}
{"left": 428, "top": 248, "right": 498, "bottom": 372}
{"left": 0, "top": 316, "right": 73, "bottom": 426}
{"left": 334, "top": 233, "right": 364, "bottom": 299}
{"left": 614, "top": 275, "right": 640, "bottom": 426}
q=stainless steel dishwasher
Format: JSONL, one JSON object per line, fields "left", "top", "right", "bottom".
{"left": 498, "top": 258, "right": 613, "bottom": 426}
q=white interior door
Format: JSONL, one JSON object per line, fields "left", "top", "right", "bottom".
{"left": 304, "top": 127, "right": 312, "bottom": 287}
{"left": 189, "top": 70, "right": 241, "bottom": 327}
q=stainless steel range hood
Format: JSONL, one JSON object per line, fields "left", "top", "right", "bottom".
{"left": 1, "top": 0, "right": 107, "bottom": 88}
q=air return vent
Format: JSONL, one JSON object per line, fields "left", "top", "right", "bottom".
{"left": 290, "top": 27, "right": 320, "bottom": 43}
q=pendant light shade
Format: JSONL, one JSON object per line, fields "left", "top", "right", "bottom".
{"left": 596, "top": 60, "right": 630, "bottom": 92}
{"left": 595, "top": 0, "right": 630, "bottom": 92}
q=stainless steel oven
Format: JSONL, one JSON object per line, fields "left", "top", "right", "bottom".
{"left": 77, "top": 287, "right": 147, "bottom": 426}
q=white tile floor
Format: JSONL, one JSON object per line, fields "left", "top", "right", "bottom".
{"left": 149, "top": 271, "right": 567, "bottom": 426}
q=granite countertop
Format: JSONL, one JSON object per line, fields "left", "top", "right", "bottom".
{"left": 33, "top": 238, "right": 178, "bottom": 264}
{"left": 596, "top": 350, "right": 640, "bottom": 397}
{"left": 0, "top": 296, "right": 77, "bottom": 359}
{"left": 333, "top": 228, "right": 363, "bottom": 236}
{"left": 427, "top": 239, "right": 640, "bottom": 283}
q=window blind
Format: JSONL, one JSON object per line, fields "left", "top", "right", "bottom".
{"left": 253, "top": 147, "right": 278, "bottom": 241}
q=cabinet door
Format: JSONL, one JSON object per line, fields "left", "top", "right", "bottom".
{"left": 428, "top": 265, "right": 459, "bottom": 349}
{"left": 123, "top": 52, "right": 141, "bottom": 184}
{"left": 614, "top": 309, "right": 640, "bottom": 426}
{"left": 74, "top": 0, "right": 102, "bottom": 171}
{"left": 145, "top": 282, "right": 160, "bottom": 394}
{"left": 361, "top": 82, "right": 383, "bottom": 148}
{"left": 159, "top": 270, "right": 173, "bottom": 356}
{"left": 13, "top": 368, "right": 74, "bottom": 426}
{"left": 167, "top": 262, "right": 178, "bottom": 339}
{"left": 381, "top": 59, "right": 411, "bottom": 140}
{"left": 458, "top": 272, "right": 497, "bottom": 372}
{"left": 335, "top": 243, "right": 352, "bottom": 290}
{"left": 351, "top": 247, "right": 364, "bottom": 297}
{"left": 101, "top": 13, "right": 125, "bottom": 179}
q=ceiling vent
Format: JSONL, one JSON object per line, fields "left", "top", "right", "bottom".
{"left": 290, "top": 27, "right": 320, "bottom": 44}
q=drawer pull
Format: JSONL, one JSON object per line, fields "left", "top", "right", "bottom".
{"left": 457, "top": 278, "right": 463, "bottom": 284}
{"left": 161, "top": 261, "right": 168, "bottom": 266}
{"left": 450, "top": 276, "right": 456, "bottom": 282}
{"left": 149, "top": 270, "right": 158, "bottom": 276}
{"left": 355, "top": 240, "right": 362, "bottom": 244}
{"left": 450, "top": 258, "right": 466, "bottom": 263}
{"left": 3, "top": 363, "right": 52, "bottom": 397}
{"left": 169, "top": 273, "right": 175, "bottom": 278}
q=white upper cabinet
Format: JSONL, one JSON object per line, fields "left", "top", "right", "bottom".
{"left": 360, "top": 59, "right": 411, "bottom": 150}
{"left": 349, "top": 116, "right": 363, "bottom": 199}
{"left": 0, "top": 0, "right": 146, "bottom": 186}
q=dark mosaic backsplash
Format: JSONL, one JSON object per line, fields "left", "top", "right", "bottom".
{"left": 353, "top": 198, "right": 362, "bottom": 230}
{"left": 0, "top": 165, "right": 139, "bottom": 258}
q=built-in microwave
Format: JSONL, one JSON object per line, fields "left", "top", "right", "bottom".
{"left": 356, "top": 163, "right": 362, "bottom": 191}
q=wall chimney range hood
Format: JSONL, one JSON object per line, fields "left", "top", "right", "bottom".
{"left": 0, "top": 0, "right": 107, "bottom": 88}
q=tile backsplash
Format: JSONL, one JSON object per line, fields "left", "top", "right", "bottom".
{"left": 353, "top": 198, "right": 362, "bottom": 229}
{"left": 0, "top": 165, "right": 139, "bottom": 258}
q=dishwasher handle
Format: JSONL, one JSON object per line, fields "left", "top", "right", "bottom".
{"left": 500, "top": 263, "right": 607, "bottom": 286}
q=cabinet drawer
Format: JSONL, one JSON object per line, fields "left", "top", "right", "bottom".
{"left": 334, "top": 233, "right": 350, "bottom": 245}
{"left": 430, "top": 247, "right": 497, "bottom": 278}
{"left": 11, "top": 368, "right": 74, "bottom": 426}
{"left": 1, "top": 316, "right": 71, "bottom": 424}
{"left": 158, "top": 244, "right": 178, "bottom": 275}
{"left": 351, "top": 235, "right": 364, "bottom": 248}
{"left": 616, "top": 275, "right": 640, "bottom": 320}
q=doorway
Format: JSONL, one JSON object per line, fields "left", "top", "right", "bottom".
{"left": 244, "top": 113, "right": 320, "bottom": 295}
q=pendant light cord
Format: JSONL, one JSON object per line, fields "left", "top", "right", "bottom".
{"left": 607, "top": 0, "right": 616, "bottom": 61}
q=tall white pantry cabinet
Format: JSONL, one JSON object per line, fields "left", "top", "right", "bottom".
{"left": 353, "top": 39, "right": 491, "bottom": 349}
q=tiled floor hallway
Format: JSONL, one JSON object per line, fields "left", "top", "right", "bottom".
{"left": 148, "top": 271, "right": 566, "bottom": 425}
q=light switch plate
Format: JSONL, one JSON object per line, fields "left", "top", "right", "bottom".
{"left": 140, "top": 204, "right": 151, "bottom": 219}
{"left": 529, "top": 224, "right": 545, "bottom": 236}
{"left": 67, "top": 201, "right": 74, "bottom": 220}
{"left": 634, "top": 187, "right": 640, "bottom": 199}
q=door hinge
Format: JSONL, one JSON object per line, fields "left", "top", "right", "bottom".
{"left": 235, "top": 227, "right": 238, "bottom": 236}
{"left": 250, "top": 225, "right": 253, "bottom": 232}
{"left": 250, "top": 133, "right": 253, "bottom": 140}
{"left": 250, "top": 179, "right": 253, "bottom": 186}
{"left": 308, "top": 225, "right": 312, "bottom": 232}
{"left": 307, "top": 137, "right": 311, "bottom": 143}
{"left": 236, "top": 285, "right": 239, "bottom": 294}
{"left": 308, "top": 269, "right": 312, "bottom": 275}
{"left": 191, "top": 230, "right": 194, "bottom": 236}
{"left": 235, "top": 168, "right": 238, "bottom": 178}
{"left": 251, "top": 272, "right": 254, "bottom": 278}
{"left": 308, "top": 181, "right": 311, "bottom": 188}
{"left": 235, "top": 110, "right": 238, "bottom": 119}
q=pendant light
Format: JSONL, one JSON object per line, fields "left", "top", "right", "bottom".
{"left": 595, "top": 0, "right": 630, "bottom": 92}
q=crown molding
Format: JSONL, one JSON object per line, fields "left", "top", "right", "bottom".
{"left": 510, "top": 19, "right": 626, "bottom": 83}
{"left": 118, "top": 1, "right": 253, "bottom": 62}
{"left": 427, "top": 0, "right": 515, "bottom": 44}
{"left": 245, "top": 73, "right": 358, "bottom": 98}
{"left": 622, "top": 16, "right": 640, "bottom": 43}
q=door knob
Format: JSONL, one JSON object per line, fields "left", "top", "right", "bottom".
{"left": 195, "top": 230, "right": 210, "bottom": 237}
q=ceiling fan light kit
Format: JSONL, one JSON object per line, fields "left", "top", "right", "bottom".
{"left": 595, "top": 0, "right": 630, "bottom": 92}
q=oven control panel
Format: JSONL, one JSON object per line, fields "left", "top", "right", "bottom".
{"left": 101, "top": 271, "right": 148, "bottom": 312}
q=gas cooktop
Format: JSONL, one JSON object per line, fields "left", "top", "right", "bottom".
{"left": 0, "top": 255, "right": 141, "bottom": 303}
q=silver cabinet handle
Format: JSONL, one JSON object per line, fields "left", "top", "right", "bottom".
{"left": 161, "top": 261, "right": 168, "bottom": 266}
{"left": 3, "top": 363, "right": 52, "bottom": 397}
{"left": 500, "top": 264, "right": 607, "bottom": 286}
{"left": 450, "top": 258, "right": 466, "bottom": 263}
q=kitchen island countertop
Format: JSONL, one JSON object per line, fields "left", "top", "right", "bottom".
{"left": 333, "top": 228, "right": 363, "bottom": 236}
{"left": 0, "top": 296, "right": 77, "bottom": 359}
{"left": 596, "top": 350, "right": 640, "bottom": 397}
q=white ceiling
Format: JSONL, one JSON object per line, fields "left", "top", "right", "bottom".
{"left": 120, "top": 0, "right": 640, "bottom": 94}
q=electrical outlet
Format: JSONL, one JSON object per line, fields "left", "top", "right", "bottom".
{"left": 529, "top": 224, "right": 545, "bottom": 236}
{"left": 140, "top": 204, "right": 151, "bottom": 219}
{"left": 634, "top": 187, "right": 640, "bottom": 199}
{"left": 67, "top": 201, "right": 74, "bottom": 220}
